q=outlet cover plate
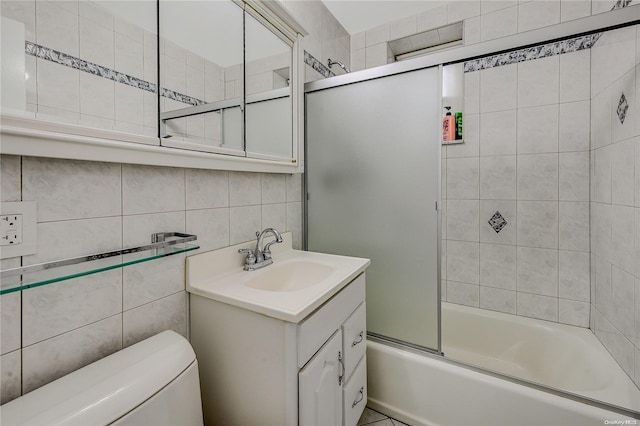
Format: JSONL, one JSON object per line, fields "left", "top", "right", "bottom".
{"left": 0, "top": 201, "right": 36, "bottom": 259}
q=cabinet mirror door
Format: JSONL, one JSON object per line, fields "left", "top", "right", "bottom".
{"left": 159, "top": 0, "right": 244, "bottom": 154}
{"left": 244, "top": 9, "right": 293, "bottom": 160}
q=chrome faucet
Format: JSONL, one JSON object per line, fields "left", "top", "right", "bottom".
{"left": 238, "top": 228, "right": 283, "bottom": 271}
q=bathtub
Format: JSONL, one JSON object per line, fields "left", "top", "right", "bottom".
{"left": 367, "top": 302, "right": 640, "bottom": 426}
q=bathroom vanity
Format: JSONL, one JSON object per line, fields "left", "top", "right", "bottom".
{"left": 186, "top": 233, "right": 370, "bottom": 426}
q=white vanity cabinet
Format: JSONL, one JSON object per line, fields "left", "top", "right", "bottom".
{"left": 189, "top": 272, "right": 367, "bottom": 426}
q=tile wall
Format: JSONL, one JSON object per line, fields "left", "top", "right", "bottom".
{"left": 350, "top": 0, "right": 620, "bottom": 72}
{"left": 0, "top": 156, "right": 304, "bottom": 403}
{"left": 441, "top": 42, "right": 592, "bottom": 328}
{"left": 589, "top": 24, "right": 640, "bottom": 388}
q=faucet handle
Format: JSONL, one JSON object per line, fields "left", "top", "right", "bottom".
{"left": 238, "top": 248, "right": 256, "bottom": 264}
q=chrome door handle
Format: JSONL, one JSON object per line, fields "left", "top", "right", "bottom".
{"left": 352, "top": 331, "right": 364, "bottom": 347}
{"left": 352, "top": 386, "right": 364, "bottom": 408}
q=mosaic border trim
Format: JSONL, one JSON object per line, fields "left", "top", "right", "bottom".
{"left": 304, "top": 50, "right": 335, "bottom": 79}
{"left": 613, "top": 0, "right": 632, "bottom": 10}
{"left": 25, "top": 41, "right": 205, "bottom": 106}
{"left": 463, "top": 33, "right": 601, "bottom": 73}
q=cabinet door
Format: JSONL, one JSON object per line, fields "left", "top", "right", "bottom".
{"left": 299, "top": 330, "right": 343, "bottom": 426}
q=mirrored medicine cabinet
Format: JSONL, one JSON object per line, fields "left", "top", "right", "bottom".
{"left": 0, "top": 0, "right": 305, "bottom": 171}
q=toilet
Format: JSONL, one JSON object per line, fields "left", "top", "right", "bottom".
{"left": 0, "top": 330, "right": 204, "bottom": 426}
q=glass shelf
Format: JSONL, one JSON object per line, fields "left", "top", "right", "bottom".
{"left": 1, "top": 233, "right": 199, "bottom": 295}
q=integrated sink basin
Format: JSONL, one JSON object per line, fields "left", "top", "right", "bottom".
{"left": 244, "top": 259, "right": 334, "bottom": 292}
{"left": 186, "top": 232, "right": 370, "bottom": 323}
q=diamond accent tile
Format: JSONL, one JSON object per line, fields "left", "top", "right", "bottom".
{"left": 488, "top": 211, "right": 507, "bottom": 233}
{"left": 617, "top": 92, "right": 629, "bottom": 124}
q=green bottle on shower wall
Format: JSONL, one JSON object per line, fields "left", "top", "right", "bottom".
{"left": 455, "top": 112, "right": 463, "bottom": 140}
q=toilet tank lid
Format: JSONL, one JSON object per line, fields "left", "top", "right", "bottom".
{"left": 0, "top": 330, "right": 196, "bottom": 426}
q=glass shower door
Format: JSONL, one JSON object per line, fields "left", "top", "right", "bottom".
{"left": 305, "top": 67, "right": 441, "bottom": 351}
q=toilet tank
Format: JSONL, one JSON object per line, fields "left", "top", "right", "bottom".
{"left": 0, "top": 330, "right": 204, "bottom": 426}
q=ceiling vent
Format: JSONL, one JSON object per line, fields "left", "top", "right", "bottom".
{"left": 388, "top": 21, "right": 463, "bottom": 61}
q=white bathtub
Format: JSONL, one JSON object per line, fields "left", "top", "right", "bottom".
{"left": 367, "top": 302, "right": 640, "bottom": 426}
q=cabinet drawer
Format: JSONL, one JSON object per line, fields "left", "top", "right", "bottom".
{"left": 342, "top": 302, "right": 366, "bottom": 381}
{"left": 298, "top": 274, "right": 365, "bottom": 368}
{"left": 343, "top": 356, "right": 367, "bottom": 426}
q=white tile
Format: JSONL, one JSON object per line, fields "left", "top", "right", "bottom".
{"left": 163, "top": 56, "right": 187, "bottom": 95}
{"left": 559, "top": 101, "right": 591, "bottom": 152}
{"left": 230, "top": 205, "right": 261, "bottom": 245}
{"left": 592, "top": 89, "right": 612, "bottom": 149}
{"left": 482, "top": 1, "right": 518, "bottom": 14}
{"left": 480, "top": 6, "right": 518, "bottom": 42}
{"left": 446, "top": 281, "right": 479, "bottom": 307}
{"left": 464, "top": 71, "right": 480, "bottom": 114}
{"left": 634, "top": 139, "right": 640, "bottom": 207}
{"left": 26, "top": 55, "right": 37, "bottom": 105}
{"left": 351, "top": 31, "right": 365, "bottom": 51}
{"left": 517, "top": 292, "right": 558, "bottom": 322}
{"left": 36, "top": 1, "right": 79, "bottom": 56}
{"left": 351, "top": 48, "right": 366, "bottom": 72}
{"left": 286, "top": 174, "right": 303, "bottom": 202}
{"left": 37, "top": 59, "right": 79, "bottom": 113}
{"left": 115, "top": 83, "right": 144, "bottom": 126}
{"left": 447, "top": 157, "right": 479, "bottom": 199}
{"left": 559, "top": 152, "right": 589, "bottom": 202}
{"left": 595, "top": 256, "right": 612, "bottom": 318}
{"left": 464, "top": 16, "right": 481, "bottom": 45}
{"left": 80, "top": 73, "right": 115, "bottom": 120}
{"left": 114, "top": 15, "right": 144, "bottom": 43}
{"left": 1, "top": 350, "right": 21, "bottom": 404}
{"left": 480, "top": 156, "right": 516, "bottom": 200}
{"left": 611, "top": 266, "right": 634, "bottom": 337}
{"left": 79, "top": 1, "right": 113, "bottom": 30}
{"left": 446, "top": 200, "right": 479, "bottom": 242}
{"left": 185, "top": 208, "right": 230, "bottom": 253}
{"left": 611, "top": 69, "right": 636, "bottom": 144}
{"left": 447, "top": 240, "right": 480, "bottom": 284}
{"left": 389, "top": 16, "right": 416, "bottom": 40}
{"left": 262, "top": 203, "right": 287, "bottom": 234}
{"left": 592, "top": 203, "right": 612, "bottom": 261}
{"left": 365, "top": 43, "right": 388, "bottom": 69}
{"left": 79, "top": 17, "right": 114, "bottom": 69}
{"left": 365, "top": 24, "right": 389, "bottom": 47}
{"left": 517, "top": 56, "right": 559, "bottom": 108}
{"left": 636, "top": 208, "right": 640, "bottom": 279}
{"left": 559, "top": 250, "right": 590, "bottom": 302}
{"left": 517, "top": 154, "right": 559, "bottom": 200}
{"left": 416, "top": 5, "right": 447, "bottom": 32}
{"left": 559, "top": 202, "right": 590, "bottom": 251}
{"left": 594, "top": 146, "right": 612, "bottom": 203}
{"left": 559, "top": 50, "right": 590, "bottom": 103}
{"left": 518, "top": 0, "right": 560, "bottom": 32}
{"left": 480, "top": 286, "right": 516, "bottom": 314}
{"left": 143, "top": 91, "right": 157, "bottom": 129}
{"left": 593, "top": 308, "right": 635, "bottom": 379}
{"left": 517, "top": 105, "right": 559, "bottom": 154}
{"left": 611, "top": 204, "right": 635, "bottom": 274}
{"left": 561, "top": 0, "right": 591, "bottom": 22}
{"left": 1, "top": 155, "right": 21, "bottom": 202}
{"left": 448, "top": 1, "right": 481, "bottom": 22}
{"left": 480, "top": 243, "right": 517, "bottom": 290}
{"left": 517, "top": 201, "right": 559, "bottom": 249}
{"left": 24, "top": 216, "right": 122, "bottom": 265}
{"left": 480, "top": 200, "right": 516, "bottom": 245}
{"left": 186, "top": 64, "right": 205, "bottom": 100}
{"left": 558, "top": 299, "right": 589, "bottom": 327}
{"left": 286, "top": 202, "right": 303, "bottom": 249}
{"left": 144, "top": 42, "right": 158, "bottom": 86}
{"left": 22, "top": 270, "right": 122, "bottom": 346}
{"left": 1, "top": 292, "right": 20, "bottom": 355}
{"left": 185, "top": 169, "right": 229, "bottom": 210}
{"left": 480, "top": 64, "right": 517, "bottom": 113}
{"left": 480, "top": 110, "right": 517, "bottom": 156}
{"left": 611, "top": 139, "right": 636, "bottom": 206}
{"left": 517, "top": 246, "right": 558, "bottom": 297}
{"left": 591, "top": 26, "right": 636, "bottom": 97}
{"left": 229, "top": 172, "right": 262, "bottom": 207}
{"left": 22, "top": 315, "right": 122, "bottom": 393}
{"left": 1, "top": 0, "right": 36, "bottom": 42}
{"left": 123, "top": 292, "right": 186, "bottom": 348}
{"left": 122, "top": 164, "right": 185, "bottom": 215}
{"left": 122, "top": 211, "right": 185, "bottom": 248}
{"left": 115, "top": 35, "right": 144, "bottom": 80}
{"left": 36, "top": 106, "right": 79, "bottom": 125}
{"left": 262, "top": 174, "right": 287, "bottom": 204}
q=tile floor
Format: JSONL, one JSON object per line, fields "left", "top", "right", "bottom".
{"left": 357, "top": 407, "right": 410, "bottom": 426}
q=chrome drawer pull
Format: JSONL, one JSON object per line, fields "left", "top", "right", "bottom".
{"left": 338, "top": 351, "right": 345, "bottom": 386}
{"left": 352, "top": 386, "right": 364, "bottom": 408}
{"left": 352, "top": 331, "right": 364, "bottom": 347}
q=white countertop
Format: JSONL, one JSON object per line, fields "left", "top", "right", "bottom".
{"left": 186, "top": 233, "right": 370, "bottom": 323}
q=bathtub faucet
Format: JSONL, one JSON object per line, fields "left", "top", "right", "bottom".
{"left": 238, "top": 227, "right": 283, "bottom": 271}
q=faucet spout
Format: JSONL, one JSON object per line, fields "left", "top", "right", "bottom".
{"left": 239, "top": 228, "right": 283, "bottom": 271}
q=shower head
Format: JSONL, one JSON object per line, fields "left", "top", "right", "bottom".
{"left": 327, "top": 58, "right": 351, "bottom": 74}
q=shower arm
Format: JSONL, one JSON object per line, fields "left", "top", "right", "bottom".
{"left": 327, "top": 59, "right": 351, "bottom": 73}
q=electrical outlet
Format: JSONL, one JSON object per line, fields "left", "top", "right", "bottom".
{"left": 0, "top": 202, "right": 36, "bottom": 259}
{"left": 0, "top": 214, "right": 23, "bottom": 245}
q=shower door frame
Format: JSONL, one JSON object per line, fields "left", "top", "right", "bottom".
{"left": 303, "top": 5, "right": 640, "bottom": 420}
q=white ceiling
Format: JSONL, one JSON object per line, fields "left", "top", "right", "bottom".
{"left": 321, "top": 0, "right": 451, "bottom": 35}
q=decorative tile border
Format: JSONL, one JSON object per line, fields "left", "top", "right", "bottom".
{"left": 463, "top": 33, "right": 601, "bottom": 73}
{"left": 613, "top": 0, "right": 632, "bottom": 10}
{"left": 25, "top": 41, "right": 205, "bottom": 106}
{"left": 304, "top": 50, "right": 335, "bottom": 78}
